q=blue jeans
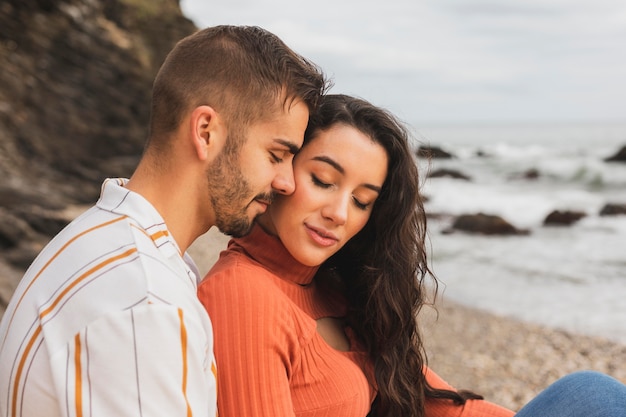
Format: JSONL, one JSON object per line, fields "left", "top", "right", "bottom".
{"left": 515, "top": 371, "right": 626, "bottom": 417}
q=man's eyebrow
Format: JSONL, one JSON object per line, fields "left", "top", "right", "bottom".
{"left": 275, "top": 139, "right": 301, "bottom": 155}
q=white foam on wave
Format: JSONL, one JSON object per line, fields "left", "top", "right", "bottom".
{"left": 418, "top": 122, "right": 626, "bottom": 344}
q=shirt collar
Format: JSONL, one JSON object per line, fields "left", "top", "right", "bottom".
{"left": 96, "top": 177, "right": 184, "bottom": 258}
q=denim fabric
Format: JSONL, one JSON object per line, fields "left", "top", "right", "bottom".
{"left": 516, "top": 371, "right": 626, "bottom": 417}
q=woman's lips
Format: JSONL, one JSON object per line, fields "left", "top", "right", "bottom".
{"left": 305, "top": 224, "right": 338, "bottom": 247}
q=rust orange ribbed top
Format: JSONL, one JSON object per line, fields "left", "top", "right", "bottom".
{"left": 198, "top": 225, "right": 514, "bottom": 417}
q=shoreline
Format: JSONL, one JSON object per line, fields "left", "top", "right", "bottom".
{"left": 1, "top": 228, "right": 624, "bottom": 412}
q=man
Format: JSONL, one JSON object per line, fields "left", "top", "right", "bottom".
{"left": 0, "top": 25, "right": 327, "bottom": 417}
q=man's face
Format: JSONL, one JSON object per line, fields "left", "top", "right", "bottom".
{"left": 207, "top": 99, "right": 309, "bottom": 237}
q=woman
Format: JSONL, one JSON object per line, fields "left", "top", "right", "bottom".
{"left": 198, "top": 94, "right": 626, "bottom": 417}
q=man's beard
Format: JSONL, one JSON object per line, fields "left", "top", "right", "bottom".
{"left": 206, "top": 146, "right": 273, "bottom": 238}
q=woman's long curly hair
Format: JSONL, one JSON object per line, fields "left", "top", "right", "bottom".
{"left": 311, "top": 95, "right": 481, "bottom": 417}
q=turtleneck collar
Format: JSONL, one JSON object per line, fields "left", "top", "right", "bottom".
{"left": 230, "top": 224, "right": 319, "bottom": 286}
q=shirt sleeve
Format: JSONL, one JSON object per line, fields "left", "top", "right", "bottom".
{"left": 424, "top": 366, "right": 515, "bottom": 417}
{"left": 198, "top": 263, "right": 306, "bottom": 417}
{"left": 46, "top": 303, "right": 217, "bottom": 417}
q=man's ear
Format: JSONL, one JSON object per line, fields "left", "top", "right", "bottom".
{"left": 190, "top": 105, "right": 226, "bottom": 161}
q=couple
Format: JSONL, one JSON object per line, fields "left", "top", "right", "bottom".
{"left": 0, "top": 25, "right": 624, "bottom": 417}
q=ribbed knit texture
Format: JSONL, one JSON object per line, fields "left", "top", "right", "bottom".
{"left": 198, "top": 225, "right": 514, "bottom": 417}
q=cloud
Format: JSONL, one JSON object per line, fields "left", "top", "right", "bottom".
{"left": 180, "top": 0, "right": 626, "bottom": 123}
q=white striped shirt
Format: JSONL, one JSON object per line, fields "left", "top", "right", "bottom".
{"left": 0, "top": 178, "right": 217, "bottom": 417}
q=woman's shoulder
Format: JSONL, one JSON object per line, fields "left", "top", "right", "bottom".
{"left": 197, "top": 250, "right": 294, "bottom": 318}
{"left": 199, "top": 249, "right": 279, "bottom": 292}
{"left": 197, "top": 250, "right": 316, "bottom": 339}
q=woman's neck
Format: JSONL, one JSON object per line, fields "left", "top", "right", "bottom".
{"left": 255, "top": 212, "right": 278, "bottom": 236}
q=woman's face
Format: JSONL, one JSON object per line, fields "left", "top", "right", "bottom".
{"left": 266, "top": 123, "right": 388, "bottom": 266}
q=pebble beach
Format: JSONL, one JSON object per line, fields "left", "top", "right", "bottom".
{"left": 420, "top": 299, "right": 626, "bottom": 411}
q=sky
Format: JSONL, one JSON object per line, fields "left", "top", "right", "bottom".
{"left": 180, "top": 0, "right": 626, "bottom": 125}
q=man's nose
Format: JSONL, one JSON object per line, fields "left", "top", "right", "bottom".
{"left": 271, "top": 164, "right": 296, "bottom": 195}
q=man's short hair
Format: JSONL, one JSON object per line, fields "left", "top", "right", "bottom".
{"left": 148, "top": 25, "right": 328, "bottom": 149}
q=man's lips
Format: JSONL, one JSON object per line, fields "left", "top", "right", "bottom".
{"left": 305, "top": 223, "right": 339, "bottom": 247}
{"left": 252, "top": 193, "right": 274, "bottom": 211}
{"left": 253, "top": 199, "right": 270, "bottom": 212}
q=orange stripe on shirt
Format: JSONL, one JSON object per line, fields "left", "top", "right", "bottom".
{"left": 130, "top": 225, "right": 179, "bottom": 255}
{"left": 178, "top": 308, "right": 192, "bottom": 417}
{"left": 74, "top": 334, "right": 83, "bottom": 417}
{"left": 10, "top": 246, "right": 138, "bottom": 417}
{"left": 10, "top": 325, "right": 41, "bottom": 417}
{"left": 0, "top": 216, "right": 128, "bottom": 351}
{"left": 150, "top": 230, "right": 170, "bottom": 242}
{"left": 211, "top": 361, "right": 218, "bottom": 391}
{"left": 129, "top": 224, "right": 169, "bottom": 242}
{"left": 39, "top": 247, "right": 138, "bottom": 319}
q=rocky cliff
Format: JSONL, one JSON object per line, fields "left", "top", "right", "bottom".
{"left": 0, "top": 0, "right": 196, "bottom": 308}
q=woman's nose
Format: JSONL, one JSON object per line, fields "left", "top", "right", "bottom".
{"left": 322, "top": 195, "right": 348, "bottom": 225}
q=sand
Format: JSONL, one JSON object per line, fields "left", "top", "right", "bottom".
{"left": 420, "top": 300, "right": 626, "bottom": 411}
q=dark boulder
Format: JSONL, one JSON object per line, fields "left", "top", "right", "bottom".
{"left": 509, "top": 168, "right": 540, "bottom": 180}
{"left": 416, "top": 145, "right": 455, "bottom": 159}
{"left": 599, "top": 203, "right": 626, "bottom": 216}
{"left": 604, "top": 145, "right": 626, "bottom": 162}
{"left": 446, "top": 213, "right": 529, "bottom": 235}
{"left": 428, "top": 168, "right": 471, "bottom": 181}
{"left": 543, "top": 210, "right": 587, "bottom": 226}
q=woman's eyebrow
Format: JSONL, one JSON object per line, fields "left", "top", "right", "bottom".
{"left": 312, "top": 155, "right": 343, "bottom": 173}
{"left": 365, "top": 184, "right": 382, "bottom": 193}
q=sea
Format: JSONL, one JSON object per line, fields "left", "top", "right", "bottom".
{"left": 411, "top": 122, "right": 626, "bottom": 344}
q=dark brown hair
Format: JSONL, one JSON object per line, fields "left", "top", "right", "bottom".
{"left": 311, "top": 94, "right": 482, "bottom": 417}
{"left": 148, "top": 25, "right": 328, "bottom": 150}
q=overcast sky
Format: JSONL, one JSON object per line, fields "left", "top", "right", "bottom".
{"left": 180, "top": 0, "right": 626, "bottom": 125}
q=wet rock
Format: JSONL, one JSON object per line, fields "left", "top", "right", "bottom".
{"left": 445, "top": 213, "right": 529, "bottom": 235}
{"left": 599, "top": 203, "right": 626, "bottom": 216}
{"left": 509, "top": 168, "right": 540, "bottom": 180}
{"left": 428, "top": 168, "right": 471, "bottom": 181}
{"left": 543, "top": 210, "right": 587, "bottom": 226}
{"left": 604, "top": 145, "right": 626, "bottom": 162}
{"left": 416, "top": 145, "right": 455, "bottom": 159}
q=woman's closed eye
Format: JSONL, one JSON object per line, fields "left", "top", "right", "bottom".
{"left": 311, "top": 174, "right": 332, "bottom": 189}
{"left": 352, "top": 197, "right": 369, "bottom": 210}
{"left": 312, "top": 174, "right": 373, "bottom": 210}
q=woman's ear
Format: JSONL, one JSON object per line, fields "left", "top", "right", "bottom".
{"left": 190, "top": 105, "right": 226, "bottom": 161}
